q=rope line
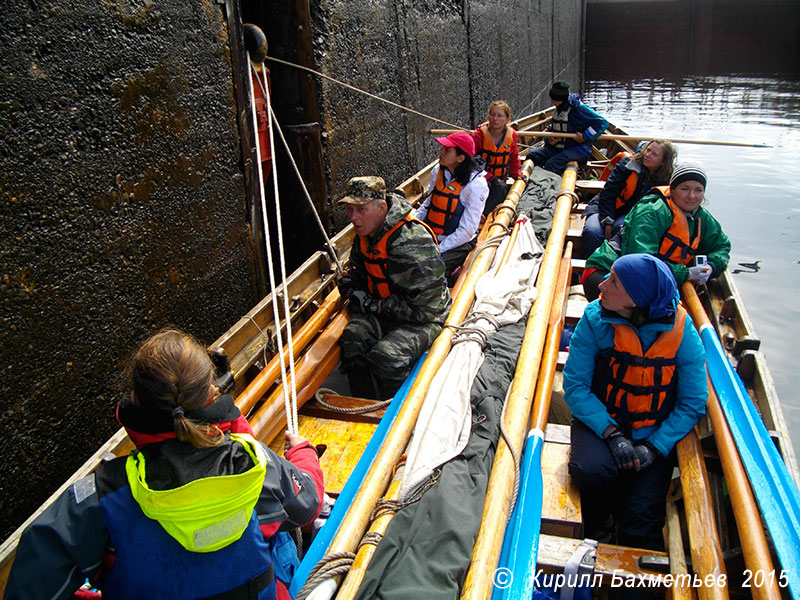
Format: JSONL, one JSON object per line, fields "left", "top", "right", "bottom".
{"left": 249, "top": 59, "right": 299, "bottom": 434}
{"left": 294, "top": 552, "right": 356, "bottom": 600}
{"left": 265, "top": 55, "right": 465, "bottom": 130}
{"left": 252, "top": 72, "right": 343, "bottom": 273}
{"left": 313, "top": 387, "right": 393, "bottom": 414}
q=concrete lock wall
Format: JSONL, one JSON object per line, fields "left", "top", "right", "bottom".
{"left": 0, "top": 1, "right": 259, "bottom": 539}
{"left": 1, "top": 0, "right": 585, "bottom": 539}
{"left": 304, "top": 0, "right": 585, "bottom": 226}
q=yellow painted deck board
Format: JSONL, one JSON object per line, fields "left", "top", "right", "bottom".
{"left": 269, "top": 415, "right": 378, "bottom": 496}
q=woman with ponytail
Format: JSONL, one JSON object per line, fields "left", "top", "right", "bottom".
{"left": 6, "top": 329, "right": 324, "bottom": 600}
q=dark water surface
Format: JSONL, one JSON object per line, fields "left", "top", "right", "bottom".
{"left": 582, "top": 76, "right": 800, "bottom": 456}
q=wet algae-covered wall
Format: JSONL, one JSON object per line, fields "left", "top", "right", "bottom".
{"left": 0, "top": 1, "right": 259, "bottom": 538}
{"left": 251, "top": 0, "right": 585, "bottom": 228}
{"left": 1, "top": 0, "right": 585, "bottom": 540}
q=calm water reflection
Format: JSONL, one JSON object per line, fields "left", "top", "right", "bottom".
{"left": 583, "top": 77, "right": 800, "bottom": 455}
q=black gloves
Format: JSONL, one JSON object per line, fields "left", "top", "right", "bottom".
{"left": 634, "top": 441, "right": 660, "bottom": 470}
{"left": 349, "top": 290, "right": 381, "bottom": 315}
{"left": 606, "top": 429, "right": 638, "bottom": 470}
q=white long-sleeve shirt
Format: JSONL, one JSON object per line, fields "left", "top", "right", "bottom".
{"left": 414, "top": 165, "right": 488, "bottom": 254}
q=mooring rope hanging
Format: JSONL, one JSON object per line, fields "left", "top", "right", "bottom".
{"left": 265, "top": 55, "right": 465, "bottom": 131}
{"left": 252, "top": 73, "right": 343, "bottom": 273}
{"left": 249, "top": 58, "right": 299, "bottom": 435}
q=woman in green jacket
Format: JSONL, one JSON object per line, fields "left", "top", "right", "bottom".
{"left": 582, "top": 165, "right": 730, "bottom": 301}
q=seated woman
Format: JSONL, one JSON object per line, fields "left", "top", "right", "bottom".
{"left": 414, "top": 131, "right": 488, "bottom": 280}
{"left": 5, "top": 329, "right": 324, "bottom": 600}
{"left": 581, "top": 139, "right": 677, "bottom": 257}
{"left": 582, "top": 164, "right": 731, "bottom": 301}
{"left": 564, "top": 254, "right": 707, "bottom": 550}
{"left": 471, "top": 100, "right": 525, "bottom": 216}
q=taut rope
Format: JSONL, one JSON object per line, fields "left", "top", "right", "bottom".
{"left": 248, "top": 58, "right": 299, "bottom": 434}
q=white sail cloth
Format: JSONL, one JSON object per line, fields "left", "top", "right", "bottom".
{"left": 400, "top": 217, "right": 544, "bottom": 499}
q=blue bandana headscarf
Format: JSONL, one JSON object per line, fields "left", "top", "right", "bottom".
{"left": 613, "top": 254, "right": 678, "bottom": 319}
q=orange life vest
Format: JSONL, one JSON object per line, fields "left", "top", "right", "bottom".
{"left": 478, "top": 123, "right": 514, "bottom": 178}
{"left": 423, "top": 169, "right": 466, "bottom": 237}
{"left": 360, "top": 214, "right": 436, "bottom": 298}
{"left": 614, "top": 168, "right": 640, "bottom": 212}
{"left": 652, "top": 186, "right": 702, "bottom": 265}
{"left": 600, "top": 151, "right": 630, "bottom": 181}
{"left": 592, "top": 306, "right": 687, "bottom": 433}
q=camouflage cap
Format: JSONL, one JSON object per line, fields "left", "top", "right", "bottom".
{"left": 338, "top": 176, "right": 387, "bottom": 205}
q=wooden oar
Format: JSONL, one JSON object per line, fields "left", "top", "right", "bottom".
{"left": 493, "top": 245, "right": 572, "bottom": 600}
{"left": 236, "top": 288, "right": 343, "bottom": 416}
{"left": 664, "top": 496, "right": 696, "bottom": 600}
{"left": 681, "top": 285, "right": 783, "bottom": 600}
{"left": 460, "top": 163, "right": 578, "bottom": 600}
{"left": 429, "top": 129, "right": 771, "bottom": 148}
{"left": 247, "top": 310, "right": 349, "bottom": 443}
{"left": 296, "top": 161, "right": 537, "bottom": 600}
{"left": 675, "top": 429, "right": 729, "bottom": 600}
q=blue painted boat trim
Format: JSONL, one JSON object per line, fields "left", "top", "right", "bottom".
{"left": 288, "top": 355, "right": 425, "bottom": 597}
{"left": 493, "top": 428, "right": 544, "bottom": 600}
{"left": 701, "top": 325, "right": 800, "bottom": 597}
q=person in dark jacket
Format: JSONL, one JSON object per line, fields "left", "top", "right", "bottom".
{"left": 564, "top": 254, "right": 707, "bottom": 550}
{"left": 5, "top": 329, "right": 324, "bottom": 600}
{"left": 581, "top": 140, "right": 677, "bottom": 257}
{"left": 526, "top": 81, "right": 609, "bottom": 175}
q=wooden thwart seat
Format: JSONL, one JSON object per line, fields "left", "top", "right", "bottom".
{"left": 541, "top": 423, "right": 582, "bottom": 538}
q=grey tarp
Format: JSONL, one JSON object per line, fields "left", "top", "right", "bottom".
{"left": 354, "top": 318, "right": 527, "bottom": 600}
{"left": 518, "top": 166, "right": 562, "bottom": 243}
{"left": 352, "top": 168, "right": 561, "bottom": 600}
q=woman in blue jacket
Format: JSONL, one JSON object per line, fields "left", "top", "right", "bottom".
{"left": 563, "top": 254, "right": 707, "bottom": 550}
{"left": 6, "top": 329, "right": 324, "bottom": 600}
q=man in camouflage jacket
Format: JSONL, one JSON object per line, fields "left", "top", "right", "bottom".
{"left": 337, "top": 176, "right": 451, "bottom": 399}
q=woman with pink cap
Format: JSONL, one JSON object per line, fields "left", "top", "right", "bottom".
{"left": 414, "top": 131, "right": 489, "bottom": 282}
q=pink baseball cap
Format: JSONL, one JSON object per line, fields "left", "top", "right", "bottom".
{"left": 435, "top": 131, "right": 475, "bottom": 156}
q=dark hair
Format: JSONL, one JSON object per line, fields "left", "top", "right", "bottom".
{"left": 633, "top": 139, "right": 677, "bottom": 184}
{"left": 452, "top": 148, "right": 477, "bottom": 185}
{"left": 129, "top": 329, "right": 222, "bottom": 448}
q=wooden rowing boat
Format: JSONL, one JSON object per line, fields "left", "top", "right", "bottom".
{"left": 1, "top": 111, "right": 798, "bottom": 600}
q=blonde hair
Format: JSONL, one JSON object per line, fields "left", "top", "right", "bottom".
{"left": 488, "top": 100, "right": 511, "bottom": 119}
{"left": 129, "top": 329, "right": 222, "bottom": 448}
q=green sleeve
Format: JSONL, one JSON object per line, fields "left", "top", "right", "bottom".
{"left": 697, "top": 209, "right": 731, "bottom": 277}
{"left": 620, "top": 200, "right": 690, "bottom": 284}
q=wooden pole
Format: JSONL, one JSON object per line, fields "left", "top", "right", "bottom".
{"left": 681, "top": 284, "right": 782, "bottom": 600}
{"left": 301, "top": 161, "right": 536, "bottom": 599}
{"left": 460, "top": 163, "right": 578, "bottom": 600}
{"left": 529, "top": 243, "right": 572, "bottom": 433}
{"left": 334, "top": 464, "right": 406, "bottom": 600}
{"left": 675, "top": 429, "right": 729, "bottom": 600}
{"left": 248, "top": 310, "right": 349, "bottom": 443}
{"left": 664, "top": 498, "right": 697, "bottom": 600}
{"left": 236, "top": 288, "right": 342, "bottom": 416}
{"left": 429, "top": 130, "right": 770, "bottom": 148}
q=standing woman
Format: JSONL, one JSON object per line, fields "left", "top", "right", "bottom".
{"left": 583, "top": 165, "right": 731, "bottom": 301}
{"left": 472, "top": 100, "right": 526, "bottom": 215}
{"left": 6, "top": 329, "right": 324, "bottom": 600}
{"left": 581, "top": 140, "right": 677, "bottom": 257}
{"left": 414, "top": 131, "right": 489, "bottom": 280}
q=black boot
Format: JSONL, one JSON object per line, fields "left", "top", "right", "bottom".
{"left": 346, "top": 370, "right": 378, "bottom": 399}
